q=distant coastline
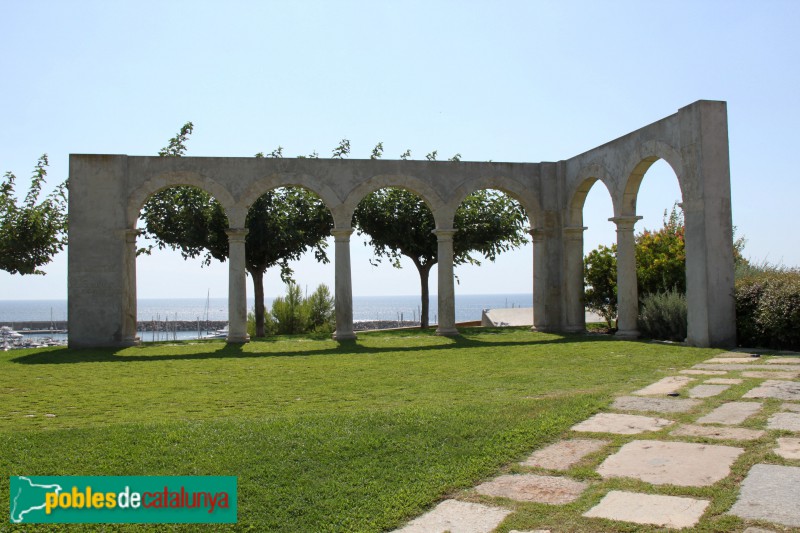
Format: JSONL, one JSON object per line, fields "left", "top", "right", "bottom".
{"left": 0, "top": 293, "right": 534, "bottom": 327}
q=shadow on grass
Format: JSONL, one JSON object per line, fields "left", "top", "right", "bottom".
{"left": 10, "top": 328, "right": 633, "bottom": 365}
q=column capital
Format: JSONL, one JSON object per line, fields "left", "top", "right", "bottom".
{"left": 432, "top": 228, "right": 456, "bottom": 241}
{"left": 225, "top": 228, "right": 249, "bottom": 242}
{"left": 119, "top": 228, "right": 139, "bottom": 244}
{"left": 527, "top": 227, "right": 546, "bottom": 242}
{"left": 331, "top": 227, "right": 354, "bottom": 240}
{"left": 608, "top": 215, "right": 643, "bottom": 231}
{"left": 563, "top": 226, "right": 588, "bottom": 240}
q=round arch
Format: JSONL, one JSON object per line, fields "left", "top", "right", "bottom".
{"left": 341, "top": 174, "right": 447, "bottom": 229}
{"left": 239, "top": 173, "right": 340, "bottom": 218}
{"left": 446, "top": 176, "right": 540, "bottom": 229}
{"left": 127, "top": 171, "right": 236, "bottom": 228}
{"left": 620, "top": 140, "right": 684, "bottom": 216}
{"left": 567, "top": 163, "right": 616, "bottom": 227}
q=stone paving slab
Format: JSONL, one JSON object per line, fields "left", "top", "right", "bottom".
{"left": 633, "top": 376, "right": 693, "bottom": 396}
{"left": 571, "top": 413, "right": 673, "bottom": 435}
{"left": 583, "top": 490, "right": 709, "bottom": 529}
{"left": 775, "top": 437, "right": 800, "bottom": 459}
{"left": 520, "top": 438, "right": 609, "bottom": 470}
{"left": 705, "top": 378, "right": 743, "bottom": 385}
{"left": 742, "top": 370, "right": 799, "bottom": 379}
{"left": 394, "top": 499, "right": 512, "bottom": 533}
{"left": 782, "top": 402, "right": 800, "bottom": 412}
{"left": 688, "top": 384, "right": 730, "bottom": 398}
{"left": 705, "top": 357, "right": 759, "bottom": 364}
{"left": 680, "top": 369, "right": 727, "bottom": 375}
{"left": 729, "top": 464, "right": 800, "bottom": 527}
{"left": 475, "top": 474, "right": 588, "bottom": 504}
{"left": 766, "top": 357, "right": 800, "bottom": 364}
{"left": 767, "top": 412, "right": 800, "bottom": 431}
{"left": 716, "top": 351, "right": 758, "bottom": 358}
{"left": 670, "top": 424, "right": 765, "bottom": 441}
{"left": 743, "top": 528, "right": 779, "bottom": 533}
{"left": 597, "top": 440, "right": 743, "bottom": 486}
{"left": 611, "top": 396, "right": 699, "bottom": 414}
{"left": 695, "top": 363, "right": 800, "bottom": 371}
{"left": 696, "top": 402, "right": 763, "bottom": 425}
{"left": 743, "top": 380, "right": 800, "bottom": 401}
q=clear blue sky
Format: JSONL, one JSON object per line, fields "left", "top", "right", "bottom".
{"left": 2, "top": 0, "right": 798, "bottom": 300}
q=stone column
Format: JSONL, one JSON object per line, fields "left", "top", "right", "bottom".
{"left": 529, "top": 227, "right": 548, "bottom": 331}
{"left": 225, "top": 228, "right": 250, "bottom": 343}
{"left": 610, "top": 216, "right": 642, "bottom": 339}
{"left": 563, "top": 226, "right": 588, "bottom": 333}
{"left": 433, "top": 229, "right": 458, "bottom": 336}
{"left": 332, "top": 228, "right": 356, "bottom": 341}
{"left": 121, "top": 229, "right": 140, "bottom": 345}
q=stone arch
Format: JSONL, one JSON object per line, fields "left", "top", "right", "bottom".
{"left": 127, "top": 171, "right": 236, "bottom": 228}
{"left": 239, "top": 173, "right": 340, "bottom": 219}
{"left": 567, "top": 163, "right": 616, "bottom": 227}
{"left": 620, "top": 140, "right": 684, "bottom": 217}
{"left": 341, "top": 174, "right": 447, "bottom": 229}
{"left": 447, "top": 176, "right": 540, "bottom": 229}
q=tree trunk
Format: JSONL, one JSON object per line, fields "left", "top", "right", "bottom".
{"left": 414, "top": 260, "right": 434, "bottom": 328}
{"left": 251, "top": 269, "right": 266, "bottom": 337}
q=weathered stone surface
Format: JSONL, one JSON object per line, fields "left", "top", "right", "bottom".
{"left": 394, "top": 499, "right": 511, "bottom": 533}
{"left": 696, "top": 402, "right": 762, "bottom": 425}
{"left": 766, "top": 357, "right": 800, "bottom": 364}
{"left": 767, "top": 412, "right": 800, "bottom": 431}
{"left": 743, "top": 528, "right": 779, "bottom": 533}
{"left": 729, "top": 464, "right": 800, "bottom": 527}
{"left": 520, "top": 438, "right": 608, "bottom": 470}
{"left": 670, "top": 424, "right": 765, "bottom": 441}
{"left": 705, "top": 378, "right": 743, "bottom": 384}
{"left": 571, "top": 413, "right": 673, "bottom": 435}
{"left": 775, "top": 437, "right": 800, "bottom": 460}
{"left": 705, "top": 357, "right": 758, "bottom": 364}
{"left": 597, "top": 440, "right": 743, "bottom": 486}
{"left": 612, "top": 396, "right": 699, "bottom": 414}
{"left": 688, "top": 384, "right": 730, "bottom": 398}
{"left": 633, "top": 376, "right": 693, "bottom": 396}
{"left": 742, "top": 370, "right": 799, "bottom": 379}
{"left": 695, "top": 364, "right": 800, "bottom": 371}
{"left": 743, "top": 380, "right": 800, "bottom": 401}
{"left": 475, "top": 474, "right": 588, "bottom": 504}
{"left": 781, "top": 402, "right": 800, "bottom": 412}
{"left": 680, "top": 369, "right": 727, "bottom": 375}
{"left": 583, "top": 490, "right": 709, "bottom": 529}
{"left": 715, "top": 351, "right": 757, "bottom": 358}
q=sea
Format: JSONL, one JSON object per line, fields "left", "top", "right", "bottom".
{"left": 0, "top": 294, "right": 533, "bottom": 343}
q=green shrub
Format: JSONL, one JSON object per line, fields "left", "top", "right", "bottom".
{"left": 735, "top": 268, "right": 800, "bottom": 350}
{"left": 638, "top": 289, "right": 687, "bottom": 342}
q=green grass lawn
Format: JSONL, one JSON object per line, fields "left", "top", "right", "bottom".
{"left": 0, "top": 328, "right": 719, "bottom": 531}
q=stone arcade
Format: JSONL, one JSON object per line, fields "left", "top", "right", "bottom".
{"left": 68, "top": 100, "right": 735, "bottom": 348}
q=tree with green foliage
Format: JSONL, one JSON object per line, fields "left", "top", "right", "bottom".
{"left": 353, "top": 161, "right": 529, "bottom": 327}
{"left": 139, "top": 123, "right": 333, "bottom": 337}
{"left": 583, "top": 244, "right": 618, "bottom": 327}
{"left": 0, "top": 154, "right": 68, "bottom": 275}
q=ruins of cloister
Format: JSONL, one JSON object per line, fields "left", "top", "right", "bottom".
{"left": 68, "top": 100, "right": 736, "bottom": 348}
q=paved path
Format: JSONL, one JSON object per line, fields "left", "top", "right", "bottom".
{"left": 393, "top": 349, "right": 800, "bottom": 532}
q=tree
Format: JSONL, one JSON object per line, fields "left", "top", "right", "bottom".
{"left": 584, "top": 244, "right": 618, "bottom": 327}
{"left": 353, "top": 181, "right": 528, "bottom": 327}
{"left": 0, "top": 154, "right": 68, "bottom": 275}
{"left": 139, "top": 123, "right": 333, "bottom": 337}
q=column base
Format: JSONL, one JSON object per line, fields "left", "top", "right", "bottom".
{"left": 226, "top": 334, "right": 250, "bottom": 344}
{"left": 530, "top": 326, "right": 556, "bottom": 333}
{"left": 435, "top": 327, "right": 459, "bottom": 337}
{"left": 615, "top": 329, "right": 640, "bottom": 340}
{"left": 332, "top": 331, "right": 357, "bottom": 341}
{"left": 563, "top": 326, "right": 587, "bottom": 334}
